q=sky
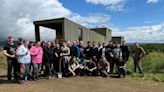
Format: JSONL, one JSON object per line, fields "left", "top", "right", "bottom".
{"left": 0, "top": 0, "right": 164, "bottom": 43}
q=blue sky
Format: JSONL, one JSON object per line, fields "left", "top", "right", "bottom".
{"left": 0, "top": 0, "right": 164, "bottom": 43}
{"left": 60, "top": 0, "right": 164, "bottom": 27}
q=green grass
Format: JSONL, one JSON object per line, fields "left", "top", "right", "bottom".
{"left": 126, "top": 52, "right": 164, "bottom": 82}
{"left": 0, "top": 51, "right": 164, "bottom": 82}
{"left": 0, "top": 51, "right": 7, "bottom": 69}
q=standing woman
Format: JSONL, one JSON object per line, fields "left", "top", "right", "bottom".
{"left": 16, "top": 40, "right": 31, "bottom": 84}
{"left": 62, "top": 42, "right": 70, "bottom": 62}
{"left": 61, "top": 42, "right": 70, "bottom": 75}
{"left": 30, "top": 42, "right": 43, "bottom": 80}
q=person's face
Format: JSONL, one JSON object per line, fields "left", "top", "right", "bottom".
{"left": 76, "top": 40, "right": 79, "bottom": 45}
{"left": 79, "top": 41, "right": 83, "bottom": 46}
{"left": 73, "top": 41, "right": 76, "bottom": 45}
{"left": 88, "top": 42, "right": 92, "bottom": 47}
{"left": 42, "top": 42, "right": 46, "bottom": 47}
{"left": 72, "top": 57, "right": 76, "bottom": 62}
{"left": 8, "top": 37, "right": 14, "bottom": 43}
{"left": 92, "top": 42, "right": 96, "bottom": 47}
{"left": 108, "top": 41, "right": 112, "bottom": 44}
{"left": 56, "top": 44, "right": 60, "bottom": 48}
{"left": 63, "top": 43, "right": 66, "bottom": 47}
{"left": 135, "top": 43, "right": 139, "bottom": 48}
{"left": 47, "top": 42, "right": 51, "bottom": 47}
{"left": 51, "top": 42, "right": 55, "bottom": 46}
{"left": 116, "top": 44, "right": 120, "bottom": 48}
{"left": 25, "top": 41, "right": 29, "bottom": 46}
{"left": 36, "top": 42, "right": 41, "bottom": 47}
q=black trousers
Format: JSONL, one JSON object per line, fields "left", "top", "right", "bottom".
{"left": 44, "top": 58, "right": 54, "bottom": 76}
{"left": 110, "top": 58, "right": 119, "bottom": 73}
{"left": 134, "top": 58, "right": 142, "bottom": 73}
{"left": 85, "top": 69, "right": 98, "bottom": 76}
{"left": 54, "top": 57, "right": 62, "bottom": 73}
{"left": 7, "top": 59, "right": 20, "bottom": 80}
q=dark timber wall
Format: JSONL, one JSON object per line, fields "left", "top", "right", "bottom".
{"left": 34, "top": 17, "right": 113, "bottom": 44}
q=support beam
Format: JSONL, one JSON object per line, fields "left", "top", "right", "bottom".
{"left": 35, "top": 25, "right": 40, "bottom": 42}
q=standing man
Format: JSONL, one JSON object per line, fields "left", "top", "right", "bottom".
{"left": 84, "top": 41, "right": 93, "bottom": 60}
{"left": 3, "top": 36, "right": 19, "bottom": 81}
{"left": 91, "top": 41, "right": 99, "bottom": 63}
{"left": 132, "top": 42, "right": 146, "bottom": 74}
{"left": 110, "top": 43, "right": 122, "bottom": 74}
{"left": 120, "top": 41, "right": 130, "bottom": 63}
{"left": 77, "top": 41, "right": 85, "bottom": 60}
{"left": 106, "top": 41, "right": 114, "bottom": 73}
{"left": 70, "top": 41, "right": 80, "bottom": 58}
{"left": 44, "top": 41, "right": 55, "bottom": 78}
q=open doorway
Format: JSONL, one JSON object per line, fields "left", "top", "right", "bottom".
{"left": 40, "top": 27, "right": 56, "bottom": 41}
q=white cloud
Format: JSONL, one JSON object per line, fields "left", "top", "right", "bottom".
{"left": 112, "top": 23, "right": 164, "bottom": 43}
{"left": 86, "top": 0, "right": 124, "bottom": 5}
{"left": 106, "top": 4, "right": 124, "bottom": 12}
{"left": 0, "top": 0, "right": 111, "bottom": 41}
{"left": 70, "top": 13, "right": 111, "bottom": 27}
{"left": 146, "top": 0, "right": 159, "bottom": 3}
{"left": 86, "top": 0, "right": 126, "bottom": 11}
{"left": 0, "top": 0, "right": 72, "bottom": 41}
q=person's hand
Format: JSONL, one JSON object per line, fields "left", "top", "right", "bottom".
{"left": 10, "top": 55, "right": 15, "bottom": 58}
{"left": 119, "top": 57, "right": 123, "bottom": 61}
{"left": 89, "top": 69, "right": 93, "bottom": 72}
{"left": 140, "top": 55, "right": 144, "bottom": 59}
{"left": 72, "top": 68, "right": 75, "bottom": 71}
{"left": 73, "top": 72, "right": 76, "bottom": 76}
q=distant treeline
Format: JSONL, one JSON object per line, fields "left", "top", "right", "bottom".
{"left": 129, "top": 43, "right": 164, "bottom": 54}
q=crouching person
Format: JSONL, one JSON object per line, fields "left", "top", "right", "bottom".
{"left": 68, "top": 56, "right": 80, "bottom": 76}
{"left": 84, "top": 58, "right": 98, "bottom": 76}
{"left": 97, "top": 57, "right": 110, "bottom": 77}
{"left": 16, "top": 40, "right": 31, "bottom": 85}
{"left": 118, "top": 57, "right": 126, "bottom": 78}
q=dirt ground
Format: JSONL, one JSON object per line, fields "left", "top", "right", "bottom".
{"left": 0, "top": 72, "right": 164, "bottom": 92}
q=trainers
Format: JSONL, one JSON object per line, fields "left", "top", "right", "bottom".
{"left": 23, "top": 80, "right": 30, "bottom": 85}
{"left": 19, "top": 80, "right": 25, "bottom": 84}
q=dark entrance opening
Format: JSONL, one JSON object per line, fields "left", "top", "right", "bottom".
{"left": 34, "top": 18, "right": 64, "bottom": 42}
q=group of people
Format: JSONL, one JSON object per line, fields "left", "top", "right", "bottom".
{"left": 3, "top": 36, "right": 146, "bottom": 85}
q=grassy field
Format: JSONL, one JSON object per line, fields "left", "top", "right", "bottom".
{"left": 126, "top": 52, "right": 164, "bottom": 82}
{"left": 0, "top": 51, "right": 164, "bottom": 92}
{"left": 1, "top": 51, "right": 164, "bottom": 82}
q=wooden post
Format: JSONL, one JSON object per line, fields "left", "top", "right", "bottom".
{"left": 35, "top": 25, "right": 40, "bottom": 42}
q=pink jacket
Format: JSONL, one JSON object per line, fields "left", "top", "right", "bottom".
{"left": 30, "top": 46, "right": 43, "bottom": 64}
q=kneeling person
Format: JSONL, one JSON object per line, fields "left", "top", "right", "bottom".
{"left": 98, "top": 57, "right": 110, "bottom": 77}
{"left": 68, "top": 56, "right": 80, "bottom": 76}
{"left": 118, "top": 58, "right": 126, "bottom": 78}
{"left": 85, "top": 58, "right": 97, "bottom": 76}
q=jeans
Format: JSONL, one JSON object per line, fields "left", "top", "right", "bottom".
{"left": 118, "top": 68, "right": 126, "bottom": 77}
{"left": 99, "top": 69, "right": 109, "bottom": 77}
{"left": 7, "top": 59, "right": 20, "bottom": 80}
{"left": 134, "top": 58, "right": 142, "bottom": 73}
{"left": 22, "top": 63, "right": 30, "bottom": 80}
